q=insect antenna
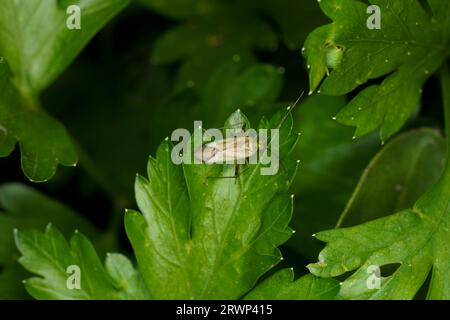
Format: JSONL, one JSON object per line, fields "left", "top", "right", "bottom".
{"left": 260, "top": 90, "right": 305, "bottom": 152}
{"left": 203, "top": 91, "right": 305, "bottom": 182}
{"left": 276, "top": 90, "right": 305, "bottom": 129}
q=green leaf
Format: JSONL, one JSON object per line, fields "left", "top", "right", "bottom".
{"left": 308, "top": 150, "right": 450, "bottom": 299}
{"left": 137, "top": 0, "right": 222, "bottom": 19}
{"left": 288, "top": 94, "right": 379, "bottom": 259}
{"left": 0, "top": 183, "right": 102, "bottom": 298}
{"left": 0, "top": 262, "right": 30, "bottom": 299}
{"left": 0, "top": 183, "right": 110, "bottom": 299}
{"left": 15, "top": 225, "right": 149, "bottom": 300}
{"left": 143, "top": 61, "right": 284, "bottom": 152}
{"left": 0, "top": 61, "right": 77, "bottom": 182}
{"left": 0, "top": 0, "right": 130, "bottom": 94}
{"left": 43, "top": 54, "right": 172, "bottom": 199}
{"left": 125, "top": 109, "right": 299, "bottom": 299}
{"left": 245, "top": 270, "right": 340, "bottom": 300}
{"left": 200, "top": 61, "right": 284, "bottom": 126}
{"left": 105, "top": 253, "right": 150, "bottom": 300}
{"left": 144, "top": 0, "right": 327, "bottom": 88}
{"left": 14, "top": 108, "right": 319, "bottom": 300}
{"left": 258, "top": 0, "right": 328, "bottom": 50}
{"left": 139, "top": 0, "right": 324, "bottom": 50}
{"left": 149, "top": 3, "right": 277, "bottom": 89}
{"left": 337, "top": 129, "right": 446, "bottom": 227}
{"left": 0, "top": 0, "right": 129, "bottom": 181}
{"left": 0, "top": 183, "right": 98, "bottom": 265}
{"left": 304, "top": 0, "right": 450, "bottom": 140}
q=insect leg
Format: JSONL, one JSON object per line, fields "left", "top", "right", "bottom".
{"left": 234, "top": 164, "right": 240, "bottom": 184}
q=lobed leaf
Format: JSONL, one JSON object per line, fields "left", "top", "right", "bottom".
{"left": 15, "top": 225, "right": 149, "bottom": 300}
{"left": 304, "top": 0, "right": 450, "bottom": 140}
{"left": 245, "top": 269, "right": 340, "bottom": 300}
{"left": 0, "top": 0, "right": 130, "bottom": 94}
{"left": 0, "top": 183, "right": 102, "bottom": 298}
{"left": 308, "top": 140, "right": 450, "bottom": 299}
{"left": 0, "top": 62, "right": 77, "bottom": 182}
{"left": 0, "top": 0, "right": 130, "bottom": 181}
{"left": 125, "top": 109, "right": 299, "bottom": 299}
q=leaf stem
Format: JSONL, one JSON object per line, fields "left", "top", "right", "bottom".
{"left": 438, "top": 63, "right": 450, "bottom": 192}
{"left": 441, "top": 63, "right": 450, "bottom": 156}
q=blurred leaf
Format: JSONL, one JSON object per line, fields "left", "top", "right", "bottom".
{"left": 152, "top": 10, "right": 277, "bottom": 89}
{"left": 15, "top": 225, "right": 150, "bottom": 299}
{"left": 146, "top": 60, "right": 285, "bottom": 154}
{"left": 0, "top": 262, "right": 30, "bottom": 299}
{"left": 200, "top": 61, "right": 284, "bottom": 126}
{"left": 144, "top": 0, "right": 328, "bottom": 89}
{"left": 258, "top": 0, "right": 327, "bottom": 50}
{"left": 0, "top": 183, "right": 98, "bottom": 265}
{"left": 137, "top": 0, "right": 223, "bottom": 19}
{"left": 159, "top": 59, "right": 284, "bottom": 131}
{"left": 287, "top": 94, "right": 379, "bottom": 260}
{"left": 338, "top": 129, "right": 446, "bottom": 227}
{"left": 245, "top": 270, "right": 339, "bottom": 300}
{"left": 43, "top": 51, "right": 172, "bottom": 200}
{"left": 139, "top": 0, "right": 325, "bottom": 49}
{"left": 0, "top": 0, "right": 130, "bottom": 181}
{"left": 304, "top": 0, "right": 449, "bottom": 140}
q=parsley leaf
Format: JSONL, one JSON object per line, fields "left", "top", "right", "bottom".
{"left": 0, "top": 0, "right": 129, "bottom": 181}
{"left": 13, "top": 108, "right": 341, "bottom": 299}
{"left": 15, "top": 225, "right": 149, "bottom": 299}
{"left": 307, "top": 70, "right": 450, "bottom": 299}
{"left": 0, "top": 183, "right": 101, "bottom": 298}
{"left": 245, "top": 270, "right": 340, "bottom": 300}
{"left": 125, "top": 109, "right": 298, "bottom": 299}
{"left": 304, "top": 0, "right": 450, "bottom": 140}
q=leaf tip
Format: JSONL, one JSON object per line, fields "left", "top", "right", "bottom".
{"left": 45, "top": 223, "right": 53, "bottom": 233}
{"left": 306, "top": 261, "right": 326, "bottom": 276}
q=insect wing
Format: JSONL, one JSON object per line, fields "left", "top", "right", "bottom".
{"left": 205, "top": 136, "right": 258, "bottom": 163}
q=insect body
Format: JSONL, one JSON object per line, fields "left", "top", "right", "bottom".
{"left": 193, "top": 91, "right": 304, "bottom": 178}
{"left": 194, "top": 131, "right": 263, "bottom": 164}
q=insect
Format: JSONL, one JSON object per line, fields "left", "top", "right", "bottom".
{"left": 194, "top": 91, "right": 304, "bottom": 180}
